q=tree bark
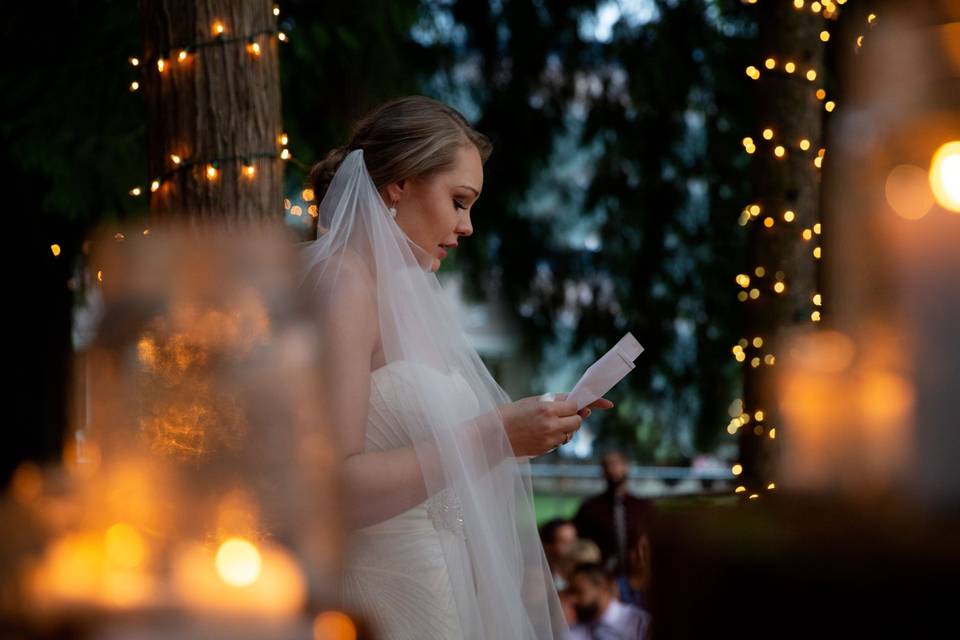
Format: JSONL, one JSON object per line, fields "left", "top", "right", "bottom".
{"left": 140, "top": 0, "right": 283, "bottom": 229}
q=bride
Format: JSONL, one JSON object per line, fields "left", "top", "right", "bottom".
{"left": 298, "top": 95, "right": 614, "bottom": 639}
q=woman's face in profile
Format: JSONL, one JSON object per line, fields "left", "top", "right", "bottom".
{"left": 387, "top": 144, "right": 482, "bottom": 272}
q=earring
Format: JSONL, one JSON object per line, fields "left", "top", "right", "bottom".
{"left": 388, "top": 203, "right": 397, "bottom": 218}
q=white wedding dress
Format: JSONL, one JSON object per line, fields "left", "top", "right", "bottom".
{"left": 338, "top": 360, "right": 480, "bottom": 640}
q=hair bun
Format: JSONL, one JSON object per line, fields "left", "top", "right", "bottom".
{"left": 308, "top": 146, "right": 351, "bottom": 203}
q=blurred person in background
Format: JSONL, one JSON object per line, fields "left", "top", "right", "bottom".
{"left": 574, "top": 451, "right": 655, "bottom": 573}
{"left": 566, "top": 562, "right": 650, "bottom": 640}
{"left": 539, "top": 518, "right": 578, "bottom": 590}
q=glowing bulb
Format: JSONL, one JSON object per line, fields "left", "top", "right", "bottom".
{"left": 813, "top": 246, "right": 822, "bottom": 259}
{"left": 243, "top": 163, "right": 256, "bottom": 178}
{"left": 813, "top": 293, "right": 822, "bottom": 306}
{"left": 774, "top": 145, "right": 786, "bottom": 158}
{"left": 762, "top": 128, "right": 774, "bottom": 140}
{"left": 755, "top": 410, "right": 764, "bottom": 421}
{"left": 784, "top": 210, "right": 795, "bottom": 222}
{"left": 813, "top": 223, "right": 821, "bottom": 234}
{"left": 732, "top": 464, "right": 743, "bottom": 476}
{"left": 802, "top": 228, "right": 813, "bottom": 240}
{"left": 157, "top": 58, "right": 166, "bottom": 73}
{"left": 177, "top": 49, "right": 188, "bottom": 62}
{"left": 129, "top": 81, "right": 140, "bottom": 92}
{"left": 280, "top": 148, "right": 291, "bottom": 160}
{"left": 816, "top": 88, "right": 826, "bottom": 100}
{"left": 799, "top": 139, "right": 811, "bottom": 151}
{"left": 767, "top": 482, "right": 776, "bottom": 490}
{"left": 736, "top": 274, "right": 751, "bottom": 287}
{"left": 794, "top": 0, "right": 804, "bottom": 8}
{"left": 763, "top": 217, "right": 774, "bottom": 228}
{"left": 290, "top": 205, "right": 303, "bottom": 216}
{"left": 279, "top": 132, "right": 289, "bottom": 146}
{"left": 857, "top": 35, "right": 864, "bottom": 47}
{"left": 273, "top": 4, "right": 280, "bottom": 16}
{"left": 151, "top": 179, "right": 160, "bottom": 192}
{"left": 302, "top": 188, "right": 315, "bottom": 201}
{"left": 774, "top": 282, "right": 786, "bottom": 293}
{"left": 129, "top": 187, "right": 142, "bottom": 196}
{"left": 206, "top": 163, "right": 219, "bottom": 180}
{"left": 812, "top": 310, "right": 821, "bottom": 322}
{"left": 50, "top": 244, "right": 61, "bottom": 256}
{"left": 820, "top": 30, "right": 830, "bottom": 42}
{"left": 746, "top": 66, "right": 760, "bottom": 79}
{"left": 743, "top": 137, "right": 754, "bottom": 147}
{"left": 248, "top": 41, "right": 262, "bottom": 57}
{"left": 806, "top": 69, "right": 817, "bottom": 81}
{"left": 749, "top": 204, "right": 761, "bottom": 216}
{"left": 785, "top": 61, "right": 796, "bottom": 74}
{"left": 867, "top": 13, "right": 876, "bottom": 24}
{"left": 765, "top": 57, "right": 776, "bottom": 70}
{"left": 749, "top": 288, "right": 759, "bottom": 299}
{"left": 752, "top": 337, "right": 763, "bottom": 348}
{"left": 278, "top": 32, "right": 288, "bottom": 42}
{"left": 170, "top": 154, "right": 182, "bottom": 165}
{"left": 825, "top": 101, "right": 836, "bottom": 112}
{"left": 213, "top": 20, "right": 225, "bottom": 36}
{"left": 755, "top": 266, "right": 765, "bottom": 277}
{"left": 735, "top": 485, "right": 747, "bottom": 493}
{"left": 129, "top": 56, "right": 140, "bottom": 67}
{"left": 769, "top": 428, "right": 777, "bottom": 439}
{"left": 215, "top": 537, "right": 262, "bottom": 587}
{"left": 929, "top": 141, "right": 960, "bottom": 212}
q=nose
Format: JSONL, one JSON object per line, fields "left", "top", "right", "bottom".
{"left": 456, "top": 211, "right": 473, "bottom": 237}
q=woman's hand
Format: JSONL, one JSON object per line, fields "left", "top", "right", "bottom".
{"left": 499, "top": 393, "right": 615, "bottom": 457}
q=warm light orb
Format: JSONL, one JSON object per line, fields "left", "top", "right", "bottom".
{"left": 885, "top": 163, "right": 934, "bottom": 220}
{"left": 213, "top": 20, "right": 226, "bottom": 36}
{"left": 215, "top": 537, "right": 262, "bottom": 587}
{"left": 929, "top": 141, "right": 960, "bottom": 212}
{"left": 314, "top": 610, "right": 358, "bottom": 640}
{"left": 732, "top": 464, "right": 743, "bottom": 476}
{"left": 105, "top": 522, "right": 145, "bottom": 570}
{"left": 50, "top": 244, "right": 61, "bottom": 257}
{"left": 206, "top": 164, "right": 219, "bottom": 180}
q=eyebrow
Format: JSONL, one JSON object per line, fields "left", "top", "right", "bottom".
{"left": 458, "top": 185, "right": 481, "bottom": 197}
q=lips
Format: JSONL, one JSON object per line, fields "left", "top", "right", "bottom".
{"left": 437, "top": 245, "right": 448, "bottom": 258}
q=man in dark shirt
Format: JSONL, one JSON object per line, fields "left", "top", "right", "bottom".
{"left": 573, "top": 451, "right": 655, "bottom": 574}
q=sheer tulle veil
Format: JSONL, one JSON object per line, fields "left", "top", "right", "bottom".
{"left": 296, "top": 148, "right": 569, "bottom": 638}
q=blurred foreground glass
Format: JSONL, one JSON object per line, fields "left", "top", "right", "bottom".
{"left": 776, "top": 2, "right": 960, "bottom": 507}
{"left": 19, "top": 220, "right": 344, "bottom": 636}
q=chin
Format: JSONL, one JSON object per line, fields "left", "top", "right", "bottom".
{"left": 431, "top": 257, "right": 441, "bottom": 272}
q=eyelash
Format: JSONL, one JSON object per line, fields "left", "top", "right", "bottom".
{"left": 454, "top": 200, "right": 467, "bottom": 212}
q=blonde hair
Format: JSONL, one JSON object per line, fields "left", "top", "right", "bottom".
{"left": 308, "top": 95, "right": 493, "bottom": 204}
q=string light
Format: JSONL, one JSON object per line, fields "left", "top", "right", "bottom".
{"left": 50, "top": 244, "right": 61, "bottom": 257}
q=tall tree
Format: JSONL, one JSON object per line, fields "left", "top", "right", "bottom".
{"left": 738, "top": 1, "right": 827, "bottom": 489}
{"left": 140, "top": 0, "right": 284, "bottom": 226}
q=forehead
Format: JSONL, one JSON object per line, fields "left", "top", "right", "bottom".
{"left": 440, "top": 145, "right": 483, "bottom": 191}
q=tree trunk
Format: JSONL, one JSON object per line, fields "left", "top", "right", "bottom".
{"left": 739, "top": 2, "right": 826, "bottom": 489}
{"left": 140, "top": 0, "right": 283, "bottom": 229}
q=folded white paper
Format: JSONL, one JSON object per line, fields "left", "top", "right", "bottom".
{"left": 565, "top": 332, "right": 644, "bottom": 410}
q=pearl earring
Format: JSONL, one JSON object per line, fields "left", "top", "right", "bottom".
{"left": 388, "top": 203, "right": 397, "bottom": 218}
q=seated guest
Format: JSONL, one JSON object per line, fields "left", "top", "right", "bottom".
{"left": 616, "top": 531, "right": 652, "bottom": 611}
{"left": 539, "top": 518, "right": 578, "bottom": 590}
{"left": 567, "top": 562, "right": 650, "bottom": 640}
